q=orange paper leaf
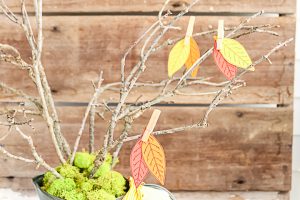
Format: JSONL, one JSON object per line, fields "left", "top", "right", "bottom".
{"left": 142, "top": 135, "right": 166, "bottom": 185}
{"left": 130, "top": 139, "right": 149, "bottom": 188}
{"left": 185, "top": 37, "right": 201, "bottom": 77}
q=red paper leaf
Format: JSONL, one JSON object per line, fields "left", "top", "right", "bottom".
{"left": 213, "top": 42, "right": 237, "bottom": 80}
{"left": 130, "top": 139, "right": 149, "bottom": 187}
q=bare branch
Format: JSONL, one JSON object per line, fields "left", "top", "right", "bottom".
{"left": 0, "top": 145, "right": 35, "bottom": 163}
{"left": 111, "top": 116, "right": 133, "bottom": 168}
{"left": 70, "top": 71, "right": 104, "bottom": 164}
{"left": 15, "top": 127, "right": 62, "bottom": 178}
{"left": 0, "top": 118, "right": 33, "bottom": 127}
{"left": 0, "top": 81, "right": 41, "bottom": 104}
{"left": 88, "top": 105, "right": 96, "bottom": 153}
{"left": 124, "top": 38, "right": 294, "bottom": 143}
{"left": 153, "top": 24, "right": 279, "bottom": 53}
{"left": 121, "top": 20, "right": 160, "bottom": 87}
{"left": 21, "top": 0, "right": 68, "bottom": 162}
{"left": 0, "top": 0, "right": 21, "bottom": 24}
{"left": 177, "top": 10, "right": 265, "bottom": 85}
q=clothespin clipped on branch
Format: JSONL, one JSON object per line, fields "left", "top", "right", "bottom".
{"left": 184, "top": 16, "right": 196, "bottom": 45}
{"left": 130, "top": 109, "right": 166, "bottom": 186}
{"left": 141, "top": 109, "right": 161, "bottom": 142}
{"left": 217, "top": 19, "right": 224, "bottom": 50}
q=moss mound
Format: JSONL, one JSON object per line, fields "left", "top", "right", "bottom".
{"left": 42, "top": 152, "right": 127, "bottom": 200}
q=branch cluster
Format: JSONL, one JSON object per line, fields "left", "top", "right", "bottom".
{"left": 0, "top": 0, "right": 293, "bottom": 179}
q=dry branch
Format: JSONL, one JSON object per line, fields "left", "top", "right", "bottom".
{"left": 0, "top": 0, "right": 70, "bottom": 162}
{"left": 0, "top": 0, "right": 293, "bottom": 182}
{"left": 15, "top": 127, "right": 62, "bottom": 178}
{"left": 0, "top": 145, "right": 35, "bottom": 163}
{"left": 89, "top": 105, "right": 96, "bottom": 154}
{"left": 123, "top": 37, "right": 294, "bottom": 142}
{"left": 70, "top": 71, "right": 104, "bottom": 164}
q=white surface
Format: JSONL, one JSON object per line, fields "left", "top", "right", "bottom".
{"left": 295, "top": 63, "right": 300, "bottom": 97}
{"left": 0, "top": 187, "right": 173, "bottom": 200}
{"left": 0, "top": 189, "right": 36, "bottom": 200}
{"left": 142, "top": 186, "right": 171, "bottom": 200}
{"left": 294, "top": 99, "right": 300, "bottom": 136}
{"left": 0, "top": 190, "right": 289, "bottom": 200}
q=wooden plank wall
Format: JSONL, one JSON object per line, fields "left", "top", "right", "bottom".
{"left": 0, "top": 0, "right": 296, "bottom": 195}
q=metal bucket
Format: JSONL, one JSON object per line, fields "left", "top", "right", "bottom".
{"left": 33, "top": 174, "right": 176, "bottom": 200}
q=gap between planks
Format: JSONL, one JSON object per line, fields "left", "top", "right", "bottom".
{"left": 0, "top": 102, "right": 281, "bottom": 108}
{"left": 1, "top": 11, "right": 283, "bottom": 17}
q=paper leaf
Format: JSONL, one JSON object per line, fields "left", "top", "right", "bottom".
{"left": 142, "top": 135, "right": 166, "bottom": 185}
{"left": 185, "top": 37, "right": 200, "bottom": 77}
{"left": 168, "top": 39, "right": 190, "bottom": 77}
{"left": 220, "top": 38, "right": 254, "bottom": 71}
{"left": 213, "top": 42, "right": 237, "bottom": 80}
{"left": 123, "top": 177, "right": 143, "bottom": 200}
{"left": 130, "top": 139, "right": 149, "bottom": 188}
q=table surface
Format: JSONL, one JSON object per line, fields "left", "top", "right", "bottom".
{"left": 0, "top": 189, "right": 289, "bottom": 200}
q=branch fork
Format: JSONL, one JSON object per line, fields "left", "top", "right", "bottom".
{"left": 0, "top": 0, "right": 293, "bottom": 180}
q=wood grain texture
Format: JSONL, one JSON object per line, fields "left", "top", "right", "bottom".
{"left": 0, "top": 15, "right": 295, "bottom": 104}
{"left": 0, "top": 106, "right": 292, "bottom": 191}
{"left": 0, "top": 178, "right": 34, "bottom": 190}
{"left": 3, "top": 0, "right": 296, "bottom": 13}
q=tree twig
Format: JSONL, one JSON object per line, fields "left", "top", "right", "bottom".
{"left": 70, "top": 71, "right": 104, "bottom": 164}
{"left": 88, "top": 105, "right": 96, "bottom": 154}
{"left": 0, "top": 145, "right": 35, "bottom": 163}
{"left": 123, "top": 38, "right": 293, "bottom": 143}
{"left": 15, "top": 127, "right": 62, "bottom": 178}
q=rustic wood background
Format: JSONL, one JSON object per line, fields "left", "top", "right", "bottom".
{"left": 0, "top": 0, "right": 296, "bottom": 197}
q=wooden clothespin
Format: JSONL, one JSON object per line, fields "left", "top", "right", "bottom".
{"left": 217, "top": 20, "right": 224, "bottom": 50}
{"left": 184, "top": 16, "right": 196, "bottom": 45}
{"left": 141, "top": 109, "right": 161, "bottom": 142}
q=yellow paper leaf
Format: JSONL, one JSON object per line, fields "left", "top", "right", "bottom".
{"left": 220, "top": 38, "right": 254, "bottom": 71}
{"left": 142, "top": 135, "right": 166, "bottom": 185}
{"left": 185, "top": 37, "right": 200, "bottom": 77}
{"left": 123, "top": 177, "right": 143, "bottom": 200}
{"left": 168, "top": 39, "right": 190, "bottom": 77}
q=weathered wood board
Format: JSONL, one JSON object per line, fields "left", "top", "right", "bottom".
{"left": 0, "top": 0, "right": 295, "bottom": 195}
{"left": 3, "top": 0, "right": 296, "bottom": 13}
{"left": 0, "top": 106, "right": 292, "bottom": 191}
{"left": 0, "top": 15, "right": 295, "bottom": 104}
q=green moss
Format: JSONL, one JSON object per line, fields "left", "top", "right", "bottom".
{"left": 42, "top": 171, "right": 57, "bottom": 190}
{"left": 62, "top": 190, "right": 87, "bottom": 200}
{"left": 86, "top": 189, "right": 115, "bottom": 200}
{"left": 74, "top": 152, "right": 94, "bottom": 169}
{"left": 57, "top": 163, "right": 87, "bottom": 185}
{"left": 80, "top": 179, "right": 94, "bottom": 192}
{"left": 104, "top": 153, "right": 113, "bottom": 165}
{"left": 46, "top": 178, "right": 76, "bottom": 197}
{"left": 95, "top": 171, "right": 127, "bottom": 197}
{"left": 87, "top": 153, "right": 113, "bottom": 178}
{"left": 43, "top": 152, "right": 127, "bottom": 200}
{"left": 87, "top": 162, "right": 110, "bottom": 178}
{"left": 58, "top": 164, "right": 80, "bottom": 179}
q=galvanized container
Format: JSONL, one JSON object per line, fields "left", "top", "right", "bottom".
{"left": 33, "top": 174, "right": 176, "bottom": 200}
